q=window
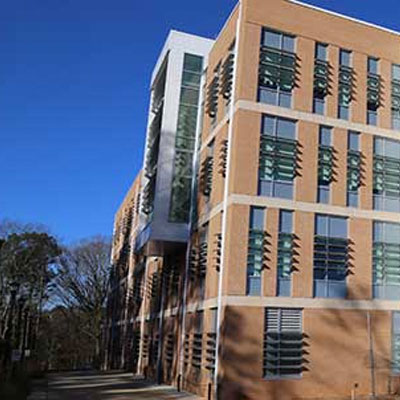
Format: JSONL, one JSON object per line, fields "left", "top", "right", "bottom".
{"left": 247, "top": 207, "right": 265, "bottom": 296}
{"left": 206, "top": 63, "right": 220, "bottom": 128}
{"left": 205, "top": 308, "right": 217, "bottom": 371}
{"left": 198, "top": 224, "right": 208, "bottom": 298}
{"left": 373, "top": 137, "right": 400, "bottom": 212}
{"left": 169, "top": 53, "right": 203, "bottom": 223}
{"left": 192, "top": 311, "right": 204, "bottom": 370}
{"left": 315, "top": 43, "right": 327, "bottom": 61}
{"left": 339, "top": 49, "right": 352, "bottom": 67}
{"left": 367, "top": 57, "right": 380, "bottom": 126}
{"left": 347, "top": 131, "right": 361, "bottom": 207}
{"left": 368, "top": 57, "right": 378, "bottom": 75}
{"left": 393, "top": 312, "right": 400, "bottom": 374}
{"left": 262, "top": 29, "right": 295, "bottom": 52}
{"left": 392, "top": 64, "right": 400, "bottom": 130}
{"left": 221, "top": 42, "right": 235, "bottom": 110}
{"left": 259, "top": 28, "right": 296, "bottom": 108}
{"left": 263, "top": 308, "right": 304, "bottom": 379}
{"left": 314, "top": 215, "right": 348, "bottom": 298}
{"left": 277, "top": 211, "right": 294, "bottom": 297}
{"left": 313, "top": 43, "right": 329, "bottom": 115}
{"left": 317, "top": 126, "right": 333, "bottom": 204}
{"left": 373, "top": 222, "right": 400, "bottom": 300}
{"left": 200, "top": 141, "right": 214, "bottom": 198}
{"left": 259, "top": 115, "right": 298, "bottom": 199}
{"left": 338, "top": 49, "right": 353, "bottom": 120}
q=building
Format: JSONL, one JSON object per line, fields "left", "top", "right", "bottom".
{"left": 103, "top": 1, "right": 400, "bottom": 399}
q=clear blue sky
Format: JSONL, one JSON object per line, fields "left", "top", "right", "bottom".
{"left": 0, "top": 0, "right": 398, "bottom": 244}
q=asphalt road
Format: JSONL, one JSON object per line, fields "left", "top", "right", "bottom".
{"left": 28, "top": 371, "right": 201, "bottom": 400}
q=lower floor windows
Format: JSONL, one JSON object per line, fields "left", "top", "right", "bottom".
{"left": 374, "top": 195, "right": 400, "bottom": 213}
{"left": 373, "top": 221, "right": 400, "bottom": 300}
{"left": 338, "top": 105, "right": 349, "bottom": 120}
{"left": 259, "top": 180, "right": 293, "bottom": 199}
{"left": 347, "top": 191, "right": 359, "bottom": 207}
{"left": 367, "top": 109, "right": 377, "bottom": 125}
{"left": 277, "top": 210, "right": 294, "bottom": 297}
{"left": 392, "top": 115, "right": 400, "bottom": 131}
{"left": 264, "top": 308, "right": 304, "bottom": 379}
{"left": 313, "top": 96, "right": 325, "bottom": 115}
{"left": 317, "top": 185, "right": 330, "bottom": 204}
{"left": 247, "top": 207, "right": 266, "bottom": 296}
{"left": 313, "top": 215, "right": 349, "bottom": 299}
{"left": 259, "top": 87, "right": 292, "bottom": 108}
{"left": 393, "top": 312, "right": 400, "bottom": 374}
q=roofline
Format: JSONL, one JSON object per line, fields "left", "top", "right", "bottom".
{"left": 150, "top": 30, "right": 214, "bottom": 86}
{"left": 288, "top": 0, "right": 400, "bottom": 37}
{"left": 213, "top": 2, "right": 240, "bottom": 43}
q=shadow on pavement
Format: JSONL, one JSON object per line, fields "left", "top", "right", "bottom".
{"left": 45, "top": 370, "right": 200, "bottom": 399}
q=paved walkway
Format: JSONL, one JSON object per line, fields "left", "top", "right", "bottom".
{"left": 28, "top": 371, "right": 201, "bottom": 400}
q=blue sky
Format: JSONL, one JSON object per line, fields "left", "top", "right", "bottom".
{"left": 0, "top": 0, "right": 397, "bottom": 244}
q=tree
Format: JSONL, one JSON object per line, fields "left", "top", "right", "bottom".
{"left": 0, "top": 222, "right": 61, "bottom": 375}
{"left": 53, "top": 236, "right": 111, "bottom": 368}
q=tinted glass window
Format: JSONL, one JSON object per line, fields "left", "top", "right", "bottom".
{"left": 329, "top": 217, "right": 347, "bottom": 238}
{"left": 348, "top": 131, "right": 360, "bottom": 151}
{"left": 184, "top": 54, "right": 203, "bottom": 72}
{"left": 282, "top": 35, "right": 295, "bottom": 52}
{"left": 374, "top": 138, "right": 384, "bottom": 156}
{"left": 277, "top": 118, "right": 296, "bottom": 139}
{"left": 264, "top": 30, "right": 281, "bottom": 49}
{"left": 319, "top": 126, "right": 331, "bottom": 146}
{"left": 386, "top": 139, "right": 400, "bottom": 159}
{"left": 368, "top": 57, "right": 378, "bottom": 74}
{"left": 340, "top": 50, "right": 351, "bottom": 67}
{"left": 315, "top": 43, "right": 327, "bottom": 61}
{"left": 279, "top": 210, "right": 293, "bottom": 233}
{"left": 262, "top": 115, "right": 275, "bottom": 135}
{"left": 393, "top": 64, "right": 400, "bottom": 81}
{"left": 250, "top": 207, "right": 265, "bottom": 230}
{"left": 373, "top": 222, "right": 383, "bottom": 242}
{"left": 315, "top": 215, "right": 327, "bottom": 236}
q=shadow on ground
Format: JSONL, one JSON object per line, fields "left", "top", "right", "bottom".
{"left": 45, "top": 370, "right": 200, "bottom": 399}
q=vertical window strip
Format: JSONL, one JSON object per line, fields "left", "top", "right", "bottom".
{"left": 314, "top": 215, "right": 349, "bottom": 298}
{"left": 338, "top": 49, "right": 354, "bottom": 120}
{"left": 263, "top": 308, "right": 304, "bottom": 379}
{"left": 317, "top": 126, "right": 333, "bottom": 204}
{"left": 392, "top": 64, "right": 400, "bottom": 130}
{"left": 367, "top": 57, "right": 380, "bottom": 125}
{"left": 220, "top": 42, "right": 235, "bottom": 111}
{"left": 192, "top": 311, "right": 203, "bottom": 370}
{"left": 169, "top": 53, "right": 204, "bottom": 223}
{"left": 373, "top": 221, "right": 400, "bottom": 300}
{"left": 200, "top": 142, "right": 214, "bottom": 197}
{"left": 247, "top": 207, "right": 266, "bottom": 296}
{"left": 258, "top": 115, "right": 298, "bottom": 199}
{"left": 277, "top": 210, "right": 294, "bottom": 297}
{"left": 373, "top": 137, "right": 400, "bottom": 213}
{"left": 206, "top": 64, "right": 220, "bottom": 126}
{"left": 198, "top": 225, "right": 209, "bottom": 283}
{"left": 313, "top": 43, "right": 329, "bottom": 115}
{"left": 165, "top": 332, "right": 174, "bottom": 367}
{"left": 347, "top": 131, "right": 361, "bottom": 207}
{"left": 393, "top": 312, "right": 400, "bottom": 374}
{"left": 259, "top": 28, "right": 297, "bottom": 108}
{"left": 205, "top": 308, "right": 217, "bottom": 372}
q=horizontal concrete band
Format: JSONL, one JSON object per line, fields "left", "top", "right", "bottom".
{"left": 109, "top": 296, "right": 400, "bottom": 326}
{"left": 198, "top": 193, "right": 400, "bottom": 228}
{"left": 228, "top": 194, "right": 400, "bottom": 223}
{"left": 236, "top": 99, "right": 400, "bottom": 141}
